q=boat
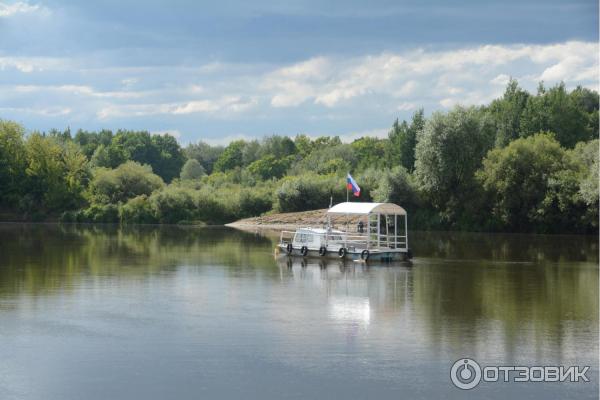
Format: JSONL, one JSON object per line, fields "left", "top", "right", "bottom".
{"left": 277, "top": 202, "right": 413, "bottom": 262}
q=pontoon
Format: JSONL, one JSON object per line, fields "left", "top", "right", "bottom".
{"left": 277, "top": 202, "right": 412, "bottom": 262}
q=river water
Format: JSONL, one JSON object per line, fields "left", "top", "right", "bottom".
{"left": 0, "top": 224, "right": 597, "bottom": 399}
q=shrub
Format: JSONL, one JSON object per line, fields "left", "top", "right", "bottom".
{"left": 120, "top": 195, "right": 158, "bottom": 224}
{"left": 275, "top": 174, "right": 346, "bottom": 212}
{"left": 149, "top": 187, "right": 197, "bottom": 224}
{"left": 78, "top": 204, "right": 120, "bottom": 223}
{"left": 476, "top": 133, "right": 584, "bottom": 232}
{"left": 88, "top": 161, "right": 164, "bottom": 204}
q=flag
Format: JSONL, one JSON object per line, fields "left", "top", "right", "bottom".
{"left": 346, "top": 173, "right": 361, "bottom": 197}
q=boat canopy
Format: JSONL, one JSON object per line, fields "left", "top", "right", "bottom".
{"left": 327, "top": 202, "right": 406, "bottom": 216}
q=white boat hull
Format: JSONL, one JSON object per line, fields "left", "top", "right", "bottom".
{"left": 276, "top": 244, "right": 412, "bottom": 262}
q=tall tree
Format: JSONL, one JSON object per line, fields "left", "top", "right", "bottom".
{"left": 150, "top": 133, "right": 186, "bottom": 182}
{"left": 387, "top": 109, "right": 424, "bottom": 171}
{"left": 23, "top": 133, "right": 77, "bottom": 212}
{"left": 520, "top": 82, "right": 592, "bottom": 147}
{"left": 414, "top": 106, "right": 494, "bottom": 222}
{"left": 184, "top": 141, "right": 224, "bottom": 175}
{"left": 477, "top": 133, "right": 588, "bottom": 232}
{"left": 488, "top": 79, "right": 529, "bottom": 147}
{"left": 0, "top": 120, "right": 27, "bottom": 207}
{"left": 351, "top": 136, "right": 387, "bottom": 171}
{"left": 214, "top": 140, "right": 246, "bottom": 172}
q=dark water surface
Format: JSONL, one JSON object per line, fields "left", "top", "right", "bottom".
{"left": 0, "top": 224, "right": 597, "bottom": 399}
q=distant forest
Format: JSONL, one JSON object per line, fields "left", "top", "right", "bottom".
{"left": 0, "top": 80, "right": 598, "bottom": 233}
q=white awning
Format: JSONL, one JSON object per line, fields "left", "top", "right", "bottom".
{"left": 327, "top": 202, "right": 407, "bottom": 215}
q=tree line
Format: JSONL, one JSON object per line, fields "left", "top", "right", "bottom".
{"left": 0, "top": 80, "right": 597, "bottom": 233}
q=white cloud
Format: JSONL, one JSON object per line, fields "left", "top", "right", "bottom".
{"left": 0, "top": 1, "right": 44, "bottom": 17}
{"left": 1, "top": 41, "right": 597, "bottom": 138}
{"left": 121, "top": 78, "right": 138, "bottom": 88}
{"left": 97, "top": 96, "right": 257, "bottom": 119}
{"left": 0, "top": 56, "right": 65, "bottom": 72}
{"left": 397, "top": 102, "right": 416, "bottom": 111}
{"left": 0, "top": 106, "right": 71, "bottom": 116}
{"left": 8, "top": 84, "right": 147, "bottom": 99}
{"left": 259, "top": 41, "right": 598, "bottom": 111}
{"left": 491, "top": 74, "right": 511, "bottom": 86}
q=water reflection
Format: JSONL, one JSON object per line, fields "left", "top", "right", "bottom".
{"left": 0, "top": 224, "right": 597, "bottom": 399}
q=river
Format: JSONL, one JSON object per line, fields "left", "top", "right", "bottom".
{"left": 0, "top": 224, "right": 597, "bottom": 399}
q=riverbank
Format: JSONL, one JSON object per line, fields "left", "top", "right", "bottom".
{"left": 226, "top": 208, "right": 363, "bottom": 231}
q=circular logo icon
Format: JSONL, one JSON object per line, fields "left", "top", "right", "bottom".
{"left": 450, "top": 358, "right": 482, "bottom": 390}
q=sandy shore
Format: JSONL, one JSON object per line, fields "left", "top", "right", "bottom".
{"left": 226, "top": 209, "right": 362, "bottom": 232}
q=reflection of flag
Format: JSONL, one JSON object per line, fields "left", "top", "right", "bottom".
{"left": 346, "top": 173, "right": 361, "bottom": 197}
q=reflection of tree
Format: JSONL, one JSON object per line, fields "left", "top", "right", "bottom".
{"left": 411, "top": 230, "right": 598, "bottom": 263}
{"left": 0, "top": 224, "right": 277, "bottom": 298}
{"left": 0, "top": 224, "right": 596, "bottom": 359}
{"left": 275, "top": 249, "right": 598, "bottom": 359}
{"left": 412, "top": 260, "right": 598, "bottom": 359}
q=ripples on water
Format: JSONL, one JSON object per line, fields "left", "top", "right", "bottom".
{"left": 0, "top": 224, "right": 597, "bottom": 400}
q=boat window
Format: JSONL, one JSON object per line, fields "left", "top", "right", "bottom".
{"left": 295, "top": 233, "right": 315, "bottom": 243}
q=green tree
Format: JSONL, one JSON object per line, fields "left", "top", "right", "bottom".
{"left": 351, "top": 136, "right": 387, "bottom": 171}
{"left": 290, "top": 144, "right": 356, "bottom": 175}
{"left": 372, "top": 166, "right": 419, "bottom": 211}
{"left": 247, "top": 155, "right": 293, "bottom": 180}
{"left": 23, "top": 133, "right": 72, "bottom": 212}
{"left": 95, "top": 130, "right": 184, "bottom": 182}
{"left": 570, "top": 86, "right": 599, "bottom": 141}
{"left": 88, "top": 161, "right": 164, "bottom": 204}
{"left": 294, "top": 134, "right": 314, "bottom": 157}
{"left": 520, "top": 82, "right": 592, "bottom": 147}
{"left": 259, "top": 135, "right": 297, "bottom": 159}
{"left": 569, "top": 139, "right": 599, "bottom": 229}
{"left": 241, "top": 140, "right": 261, "bottom": 166}
{"left": 180, "top": 159, "right": 206, "bottom": 180}
{"left": 73, "top": 129, "right": 113, "bottom": 159}
{"left": 414, "top": 106, "right": 494, "bottom": 222}
{"left": 0, "top": 120, "right": 27, "bottom": 207}
{"left": 477, "top": 133, "right": 588, "bottom": 232}
{"left": 150, "top": 133, "right": 186, "bottom": 182}
{"left": 275, "top": 174, "right": 346, "bottom": 212}
{"left": 90, "top": 143, "right": 127, "bottom": 168}
{"left": 488, "top": 79, "right": 529, "bottom": 147}
{"left": 62, "top": 141, "right": 90, "bottom": 208}
{"left": 387, "top": 109, "right": 425, "bottom": 171}
{"left": 184, "top": 141, "right": 224, "bottom": 174}
{"left": 214, "top": 140, "right": 246, "bottom": 172}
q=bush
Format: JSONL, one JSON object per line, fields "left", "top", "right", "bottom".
{"left": 88, "top": 161, "right": 164, "bottom": 204}
{"left": 228, "top": 187, "right": 273, "bottom": 218}
{"left": 476, "top": 133, "right": 585, "bottom": 232}
{"left": 275, "top": 174, "right": 346, "bottom": 212}
{"left": 150, "top": 187, "right": 197, "bottom": 224}
{"left": 289, "top": 144, "right": 356, "bottom": 175}
{"left": 77, "top": 204, "right": 120, "bottom": 223}
{"left": 120, "top": 195, "right": 158, "bottom": 224}
{"left": 372, "top": 166, "right": 419, "bottom": 210}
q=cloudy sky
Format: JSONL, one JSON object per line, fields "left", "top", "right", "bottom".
{"left": 0, "top": 0, "right": 598, "bottom": 144}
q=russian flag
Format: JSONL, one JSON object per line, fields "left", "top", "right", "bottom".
{"left": 346, "top": 173, "right": 361, "bottom": 197}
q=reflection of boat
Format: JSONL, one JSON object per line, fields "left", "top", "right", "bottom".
{"left": 277, "top": 202, "right": 413, "bottom": 262}
{"left": 275, "top": 253, "right": 411, "bottom": 273}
